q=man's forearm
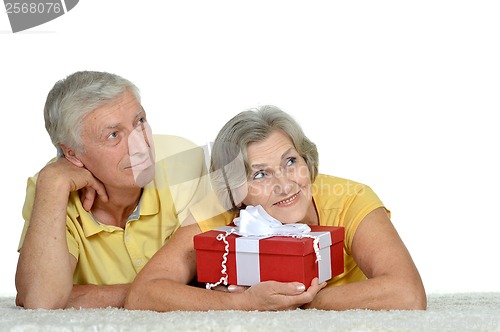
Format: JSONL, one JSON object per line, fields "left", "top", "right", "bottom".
{"left": 15, "top": 174, "right": 74, "bottom": 309}
{"left": 67, "top": 284, "right": 130, "bottom": 308}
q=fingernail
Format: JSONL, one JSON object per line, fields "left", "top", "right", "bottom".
{"left": 297, "top": 284, "right": 305, "bottom": 291}
{"left": 228, "top": 285, "right": 237, "bottom": 292}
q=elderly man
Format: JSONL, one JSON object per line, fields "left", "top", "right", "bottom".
{"left": 15, "top": 71, "right": 209, "bottom": 309}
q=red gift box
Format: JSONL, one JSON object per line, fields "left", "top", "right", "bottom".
{"left": 194, "top": 225, "right": 344, "bottom": 287}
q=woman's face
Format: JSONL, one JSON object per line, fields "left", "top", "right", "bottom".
{"left": 242, "top": 130, "right": 313, "bottom": 224}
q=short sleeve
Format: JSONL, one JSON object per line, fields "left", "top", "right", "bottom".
{"left": 18, "top": 176, "right": 37, "bottom": 252}
{"left": 19, "top": 173, "right": 79, "bottom": 260}
{"left": 341, "top": 184, "right": 388, "bottom": 254}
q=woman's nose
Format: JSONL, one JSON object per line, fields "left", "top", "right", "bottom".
{"left": 272, "top": 172, "right": 293, "bottom": 195}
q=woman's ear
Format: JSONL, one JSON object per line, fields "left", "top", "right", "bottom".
{"left": 60, "top": 144, "right": 84, "bottom": 167}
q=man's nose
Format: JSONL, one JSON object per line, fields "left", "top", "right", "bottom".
{"left": 128, "top": 124, "right": 150, "bottom": 154}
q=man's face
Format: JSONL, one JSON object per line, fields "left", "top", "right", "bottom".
{"left": 74, "top": 89, "right": 156, "bottom": 189}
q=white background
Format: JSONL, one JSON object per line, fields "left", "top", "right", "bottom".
{"left": 1, "top": 1, "right": 499, "bottom": 296}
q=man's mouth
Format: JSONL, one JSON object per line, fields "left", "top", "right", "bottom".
{"left": 129, "top": 156, "right": 153, "bottom": 170}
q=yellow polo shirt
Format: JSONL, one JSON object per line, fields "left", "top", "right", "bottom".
{"left": 19, "top": 135, "right": 210, "bottom": 285}
{"left": 192, "top": 174, "right": 388, "bottom": 287}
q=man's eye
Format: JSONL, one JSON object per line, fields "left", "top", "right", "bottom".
{"left": 108, "top": 132, "right": 118, "bottom": 139}
{"left": 136, "top": 117, "right": 147, "bottom": 127}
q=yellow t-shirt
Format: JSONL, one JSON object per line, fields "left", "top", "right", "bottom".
{"left": 19, "top": 135, "right": 210, "bottom": 285}
{"left": 193, "top": 174, "right": 388, "bottom": 287}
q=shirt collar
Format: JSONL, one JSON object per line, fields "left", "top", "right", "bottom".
{"left": 79, "top": 185, "right": 160, "bottom": 237}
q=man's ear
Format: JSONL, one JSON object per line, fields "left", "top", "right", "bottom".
{"left": 60, "top": 144, "right": 84, "bottom": 167}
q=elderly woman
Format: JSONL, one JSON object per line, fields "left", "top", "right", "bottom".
{"left": 125, "top": 105, "right": 427, "bottom": 311}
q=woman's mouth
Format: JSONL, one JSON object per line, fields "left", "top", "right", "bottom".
{"left": 273, "top": 192, "right": 299, "bottom": 206}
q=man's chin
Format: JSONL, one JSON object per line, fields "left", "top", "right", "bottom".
{"left": 133, "top": 166, "right": 155, "bottom": 187}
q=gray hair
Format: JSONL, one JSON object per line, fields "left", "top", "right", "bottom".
{"left": 44, "top": 71, "right": 141, "bottom": 157}
{"left": 210, "top": 105, "right": 319, "bottom": 211}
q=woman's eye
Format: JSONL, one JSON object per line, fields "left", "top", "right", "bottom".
{"left": 253, "top": 171, "right": 265, "bottom": 180}
{"left": 138, "top": 117, "right": 146, "bottom": 124}
{"left": 286, "top": 157, "right": 297, "bottom": 166}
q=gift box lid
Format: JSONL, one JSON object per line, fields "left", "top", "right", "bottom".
{"left": 194, "top": 225, "right": 344, "bottom": 256}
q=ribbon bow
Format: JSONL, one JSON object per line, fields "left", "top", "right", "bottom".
{"left": 233, "top": 205, "right": 311, "bottom": 236}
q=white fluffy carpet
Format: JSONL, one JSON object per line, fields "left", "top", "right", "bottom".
{"left": 0, "top": 293, "right": 498, "bottom": 331}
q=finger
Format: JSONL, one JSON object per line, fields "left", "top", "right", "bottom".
{"left": 211, "top": 285, "right": 229, "bottom": 293}
{"left": 227, "top": 285, "right": 248, "bottom": 293}
{"left": 266, "top": 281, "right": 306, "bottom": 296}
{"left": 89, "top": 178, "right": 108, "bottom": 202}
{"left": 81, "top": 187, "right": 97, "bottom": 211}
{"left": 81, "top": 177, "right": 108, "bottom": 210}
{"left": 305, "top": 278, "right": 327, "bottom": 296}
{"left": 309, "top": 277, "right": 326, "bottom": 288}
{"left": 283, "top": 281, "right": 325, "bottom": 310}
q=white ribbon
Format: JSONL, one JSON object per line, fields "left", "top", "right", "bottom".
{"left": 233, "top": 205, "right": 311, "bottom": 236}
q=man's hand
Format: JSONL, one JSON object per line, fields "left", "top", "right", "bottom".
{"left": 39, "top": 158, "right": 108, "bottom": 211}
